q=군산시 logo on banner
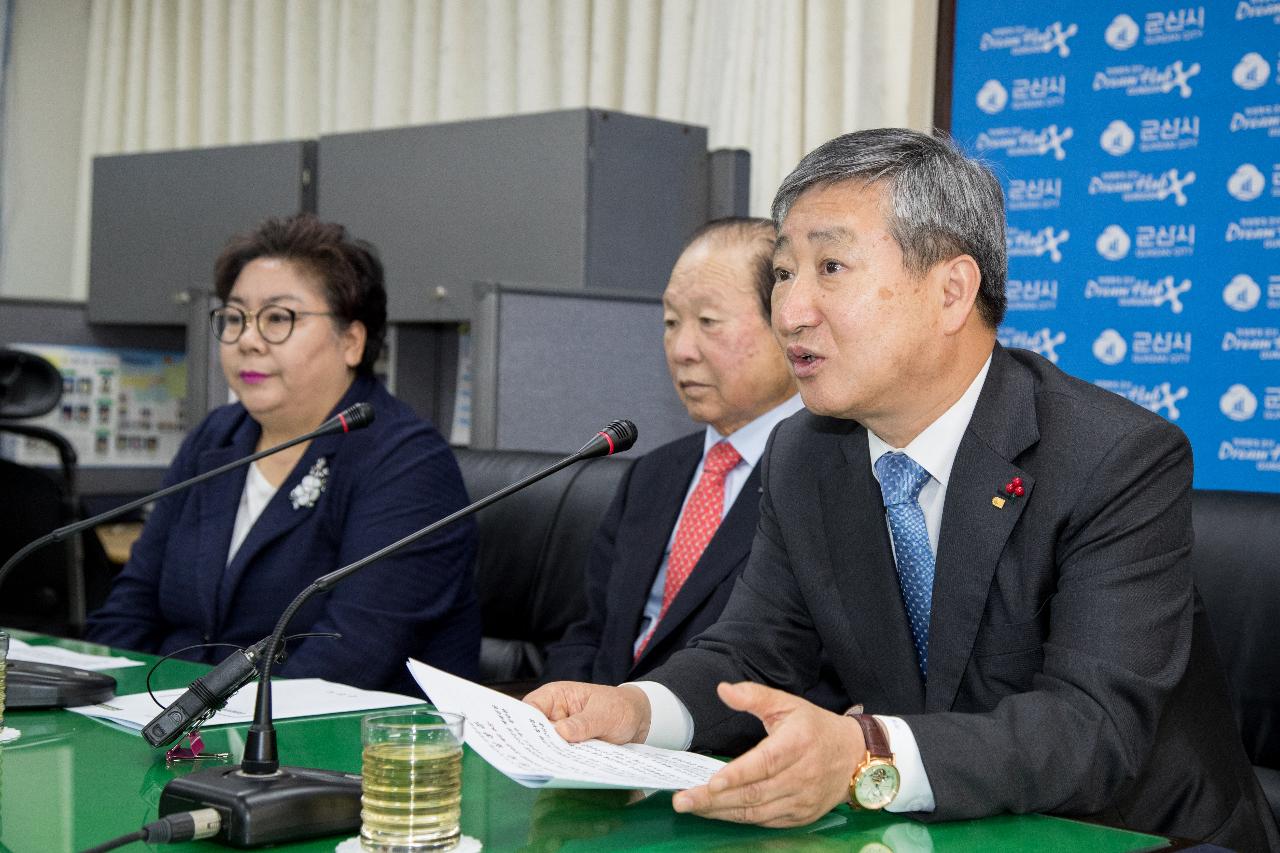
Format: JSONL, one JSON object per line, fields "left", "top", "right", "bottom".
{"left": 1008, "top": 225, "right": 1070, "bottom": 261}
{"left": 1133, "top": 330, "right": 1192, "bottom": 363}
{"left": 1220, "top": 384, "right": 1259, "bottom": 421}
{"left": 1105, "top": 14, "right": 1140, "bottom": 49}
{"left": 1093, "top": 60, "right": 1200, "bottom": 98}
{"left": 1225, "top": 216, "right": 1280, "bottom": 249}
{"left": 1093, "top": 329, "right": 1128, "bottom": 364}
{"left": 1100, "top": 119, "right": 1135, "bottom": 155}
{"left": 1142, "top": 8, "right": 1205, "bottom": 45}
{"left": 975, "top": 124, "right": 1073, "bottom": 159}
{"left": 1228, "top": 164, "right": 1267, "bottom": 200}
{"left": 1085, "top": 274, "right": 1191, "bottom": 313}
{"left": 997, "top": 327, "right": 1066, "bottom": 362}
{"left": 1268, "top": 386, "right": 1280, "bottom": 420}
{"left": 1012, "top": 75, "right": 1067, "bottom": 110}
{"left": 1233, "top": 52, "right": 1273, "bottom": 90}
{"left": 1136, "top": 223, "right": 1196, "bottom": 258}
{"left": 1096, "top": 379, "right": 1189, "bottom": 419}
{"left": 1222, "top": 327, "right": 1280, "bottom": 359}
{"left": 1093, "top": 329, "right": 1192, "bottom": 364}
{"left": 1007, "top": 279, "right": 1059, "bottom": 311}
{"left": 1096, "top": 224, "right": 1131, "bottom": 260}
{"left": 1008, "top": 177, "right": 1063, "bottom": 210}
{"left": 1139, "top": 115, "right": 1200, "bottom": 151}
{"left": 1088, "top": 167, "right": 1196, "bottom": 205}
{"left": 979, "top": 21, "right": 1078, "bottom": 57}
{"left": 1223, "top": 274, "right": 1263, "bottom": 311}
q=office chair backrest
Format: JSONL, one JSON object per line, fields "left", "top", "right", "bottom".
{"left": 0, "top": 348, "right": 62, "bottom": 418}
{"left": 1189, "top": 488, "right": 1280, "bottom": 822}
{"left": 453, "top": 447, "right": 634, "bottom": 683}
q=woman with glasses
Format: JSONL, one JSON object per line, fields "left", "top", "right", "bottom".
{"left": 87, "top": 214, "right": 480, "bottom": 694}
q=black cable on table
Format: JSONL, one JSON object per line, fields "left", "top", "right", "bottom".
{"left": 77, "top": 808, "right": 221, "bottom": 853}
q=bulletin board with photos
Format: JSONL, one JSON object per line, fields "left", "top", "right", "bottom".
{"left": 0, "top": 344, "right": 186, "bottom": 468}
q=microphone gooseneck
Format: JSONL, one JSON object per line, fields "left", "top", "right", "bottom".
{"left": 0, "top": 403, "right": 375, "bottom": 591}
{"left": 238, "top": 417, "right": 639, "bottom": 774}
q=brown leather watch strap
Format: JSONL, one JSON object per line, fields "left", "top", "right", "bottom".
{"left": 845, "top": 711, "right": 892, "bottom": 760}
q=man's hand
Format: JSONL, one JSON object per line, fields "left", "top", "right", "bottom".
{"left": 524, "top": 681, "right": 653, "bottom": 744}
{"left": 672, "top": 681, "right": 864, "bottom": 827}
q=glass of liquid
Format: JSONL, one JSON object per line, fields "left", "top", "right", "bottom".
{"left": 360, "top": 709, "right": 465, "bottom": 852}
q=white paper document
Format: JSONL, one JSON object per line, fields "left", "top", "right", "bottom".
{"left": 69, "top": 678, "right": 422, "bottom": 732}
{"left": 7, "top": 637, "right": 145, "bottom": 671}
{"left": 408, "top": 659, "right": 726, "bottom": 790}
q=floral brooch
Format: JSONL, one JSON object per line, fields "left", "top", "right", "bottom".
{"left": 290, "top": 457, "right": 330, "bottom": 510}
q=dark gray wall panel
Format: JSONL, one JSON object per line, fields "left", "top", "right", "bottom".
{"left": 480, "top": 289, "right": 693, "bottom": 455}
{"left": 319, "top": 111, "right": 593, "bottom": 322}
{"left": 318, "top": 109, "right": 711, "bottom": 322}
{"left": 707, "top": 148, "right": 752, "bottom": 220}
{"left": 0, "top": 299, "right": 184, "bottom": 350}
{"left": 585, "top": 111, "right": 708, "bottom": 293}
{"left": 88, "top": 141, "right": 314, "bottom": 325}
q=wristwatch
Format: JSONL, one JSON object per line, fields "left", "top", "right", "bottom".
{"left": 845, "top": 711, "right": 900, "bottom": 810}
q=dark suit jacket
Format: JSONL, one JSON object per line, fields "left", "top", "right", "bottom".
{"left": 86, "top": 375, "right": 480, "bottom": 696}
{"left": 651, "top": 346, "right": 1277, "bottom": 848}
{"left": 543, "top": 431, "right": 762, "bottom": 685}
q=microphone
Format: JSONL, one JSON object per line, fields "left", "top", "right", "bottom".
{"left": 142, "top": 638, "right": 270, "bottom": 748}
{"left": 574, "top": 418, "right": 639, "bottom": 460}
{"left": 157, "top": 419, "right": 639, "bottom": 847}
{"left": 0, "top": 402, "right": 374, "bottom": 709}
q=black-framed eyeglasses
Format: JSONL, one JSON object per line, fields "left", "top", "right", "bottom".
{"left": 209, "top": 305, "right": 334, "bottom": 344}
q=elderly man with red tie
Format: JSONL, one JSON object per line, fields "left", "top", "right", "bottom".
{"left": 542, "top": 219, "right": 827, "bottom": 745}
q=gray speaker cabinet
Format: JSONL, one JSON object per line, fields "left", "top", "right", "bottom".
{"left": 87, "top": 141, "right": 316, "bottom": 325}
{"left": 469, "top": 284, "right": 694, "bottom": 455}
{"left": 317, "top": 109, "right": 720, "bottom": 321}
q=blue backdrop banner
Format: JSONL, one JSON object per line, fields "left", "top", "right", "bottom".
{"left": 951, "top": 1, "right": 1280, "bottom": 491}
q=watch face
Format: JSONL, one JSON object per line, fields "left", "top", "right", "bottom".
{"left": 854, "top": 760, "right": 901, "bottom": 809}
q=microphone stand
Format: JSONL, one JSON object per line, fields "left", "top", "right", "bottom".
{"left": 157, "top": 420, "right": 638, "bottom": 847}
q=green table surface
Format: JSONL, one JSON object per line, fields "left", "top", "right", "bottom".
{"left": 0, "top": 633, "right": 1170, "bottom": 853}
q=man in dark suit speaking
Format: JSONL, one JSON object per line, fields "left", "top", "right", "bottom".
{"left": 528, "top": 129, "right": 1277, "bottom": 848}
{"left": 543, "top": 217, "right": 803, "bottom": 686}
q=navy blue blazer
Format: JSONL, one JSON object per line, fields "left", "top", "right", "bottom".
{"left": 86, "top": 375, "right": 480, "bottom": 696}
{"left": 543, "top": 431, "right": 764, "bottom": 685}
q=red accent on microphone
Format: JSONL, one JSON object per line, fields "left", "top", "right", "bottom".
{"left": 599, "top": 431, "right": 615, "bottom": 455}
{"left": 338, "top": 414, "right": 349, "bottom": 433}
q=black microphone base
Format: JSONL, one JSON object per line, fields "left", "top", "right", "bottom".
{"left": 159, "top": 764, "right": 362, "bottom": 847}
{"left": 5, "top": 660, "right": 117, "bottom": 708}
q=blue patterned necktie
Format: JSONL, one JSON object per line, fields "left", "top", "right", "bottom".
{"left": 874, "top": 451, "right": 935, "bottom": 679}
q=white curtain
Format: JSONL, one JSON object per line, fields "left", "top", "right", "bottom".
{"left": 0, "top": 0, "right": 12, "bottom": 269}
{"left": 71, "top": 0, "right": 937, "bottom": 298}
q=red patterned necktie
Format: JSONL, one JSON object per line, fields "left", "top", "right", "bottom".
{"left": 636, "top": 440, "right": 742, "bottom": 659}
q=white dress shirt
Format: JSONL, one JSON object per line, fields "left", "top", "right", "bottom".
{"left": 634, "top": 356, "right": 993, "bottom": 815}
{"left": 634, "top": 395, "right": 806, "bottom": 651}
{"left": 226, "top": 462, "right": 278, "bottom": 565}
